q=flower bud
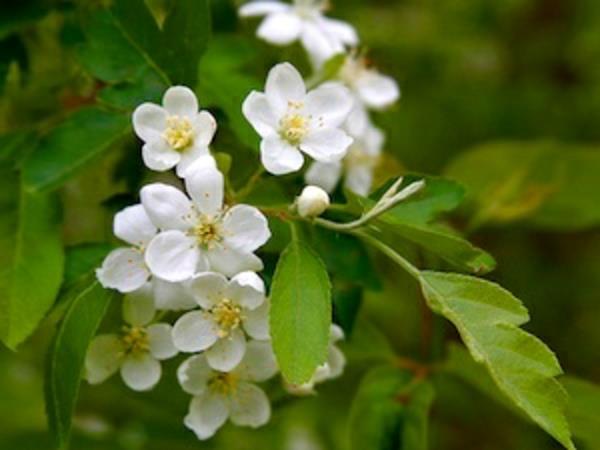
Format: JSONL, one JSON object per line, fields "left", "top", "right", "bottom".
{"left": 297, "top": 185, "right": 330, "bottom": 218}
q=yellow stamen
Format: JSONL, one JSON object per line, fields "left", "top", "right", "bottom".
{"left": 208, "top": 372, "right": 238, "bottom": 396}
{"left": 193, "top": 217, "right": 222, "bottom": 248}
{"left": 121, "top": 326, "right": 150, "bottom": 356}
{"left": 163, "top": 115, "right": 194, "bottom": 151}
{"left": 211, "top": 298, "right": 242, "bottom": 338}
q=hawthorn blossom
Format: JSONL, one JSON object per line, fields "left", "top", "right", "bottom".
{"left": 286, "top": 324, "right": 345, "bottom": 395}
{"left": 85, "top": 290, "right": 177, "bottom": 391}
{"left": 130, "top": 277, "right": 197, "bottom": 311}
{"left": 243, "top": 62, "right": 354, "bottom": 175}
{"left": 178, "top": 340, "right": 278, "bottom": 440}
{"left": 141, "top": 158, "right": 270, "bottom": 281}
{"left": 296, "top": 185, "right": 330, "bottom": 217}
{"left": 133, "top": 86, "right": 217, "bottom": 177}
{"left": 96, "top": 204, "right": 156, "bottom": 293}
{"left": 172, "top": 271, "right": 270, "bottom": 371}
{"left": 239, "top": 0, "right": 358, "bottom": 67}
{"left": 305, "top": 122, "right": 384, "bottom": 196}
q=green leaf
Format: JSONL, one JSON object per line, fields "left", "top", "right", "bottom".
{"left": 63, "top": 243, "right": 113, "bottom": 288}
{"left": 562, "top": 376, "right": 600, "bottom": 450}
{"left": 419, "top": 271, "right": 575, "bottom": 450}
{"left": 444, "top": 140, "right": 600, "bottom": 231}
{"left": 22, "top": 108, "right": 130, "bottom": 193}
{"left": 109, "top": 0, "right": 211, "bottom": 86}
{"left": 348, "top": 366, "right": 434, "bottom": 450}
{"left": 45, "top": 281, "right": 114, "bottom": 449}
{"left": 0, "top": 168, "right": 64, "bottom": 349}
{"left": 270, "top": 229, "right": 332, "bottom": 384}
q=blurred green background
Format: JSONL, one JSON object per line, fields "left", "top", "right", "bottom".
{"left": 1, "top": 0, "right": 599, "bottom": 449}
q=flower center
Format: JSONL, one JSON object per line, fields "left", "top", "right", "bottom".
{"left": 280, "top": 104, "right": 310, "bottom": 145}
{"left": 193, "top": 217, "right": 222, "bottom": 248}
{"left": 163, "top": 115, "right": 194, "bottom": 151}
{"left": 211, "top": 298, "right": 242, "bottom": 338}
{"left": 121, "top": 326, "right": 149, "bottom": 356}
{"left": 339, "top": 56, "right": 369, "bottom": 88}
{"left": 208, "top": 372, "right": 238, "bottom": 396}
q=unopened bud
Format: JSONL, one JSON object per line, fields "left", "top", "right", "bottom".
{"left": 297, "top": 185, "right": 330, "bottom": 218}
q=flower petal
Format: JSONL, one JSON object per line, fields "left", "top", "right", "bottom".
{"left": 326, "top": 345, "right": 345, "bottom": 379}
{"left": 85, "top": 334, "right": 123, "bottom": 384}
{"left": 172, "top": 311, "right": 219, "bottom": 352}
{"left": 162, "top": 86, "right": 198, "bottom": 118}
{"left": 184, "top": 391, "right": 229, "bottom": 440}
{"left": 152, "top": 277, "right": 197, "bottom": 310}
{"left": 257, "top": 12, "right": 302, "bottom": 45}
{"left": 301, "top": 128, "right": 352, "bottom": 162}
{"left": 133, "top": 103, "right": 167, "bottom": 142}
{"left": 145, "top": 230, "right": 199, "bottom": 282}
{"left": 227, "top": 271, "right": 265, "bottom": 310}
{"left": 305, "top": 83, "right": 354, "bottom": 128}
{"left": 140, "top": 183, "right": 195, "bottom": 231}
{"left": 122, "top": 284, "right": 156, "bottom": 326}
{"left": 344, "top": 102, "right": 369, "bottom": 138}
{"left": 177, "top": 354, "right": 213, "bottom": 395}
{"left": 243, "top": 300, "right": 270, "bottom": 340}
{"left": 222, "top": 205, "right": 271, "bottom": 254}
{"left": 114, "top": 204, "right": 157, "bottom": 247}
{"left": 242, "top": 91, "right": 278, "bottom": 138}
{"left": 146, "top": 323, "right": 177, "bottom": 360}
{"left": 206, "top": 247, "right": 263, "bottom": 278}
{"left": 142, "top": 139, "right": 181, "bottom": 172}
{"left": 206, "top": 329, "right": 246, "bottom": 372}
{"left": 320, "top": 17, "right": 359, "bottom": 45}
{"left": 304, "top": 160, "right": 342, "bottom": 193}
{"left": 175, "top": 141, "right": 210, "bottom": 178}
{"left": 189, "top": 272, "right": 229, "bottom": 309}
{"left": 330, "top": 324, "right": 345, "bottom": 343}
{"left": 184, "top": 164, "right": 224, "bottom": 216}
{"left": 260, "top": 135, "right": 304, "bottom": 175}
{"left": 300, "top": 22, "right": 341, "bottom": 69}
{"left": 235, "top": 340, "right": 277, "bottom": 382}
{"left": 355, "top": 72, "right": 400, "bottom": 110}
{"left": 192, "top": 110, "right": 217, "bottom": 146}
{"left": 344, "top": 165, "right": 373, "bottom": 197}
{"left": 96, "top": 247, "right": 149, "bottom": 293}
{"left": 120, "top": 353, "right": 161, "bottom": 391}
{"left": 239, "top": 1, "right": 289, "bottom": 17}
{"left": 229, "top": 382, "right": 270, "bottom": 428}
{"left": 265, "top": 62, "right": 306, "bottom": 116}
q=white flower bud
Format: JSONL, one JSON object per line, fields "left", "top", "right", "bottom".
{"left": 297, "top": 185, "right": 330, "bottom": 218}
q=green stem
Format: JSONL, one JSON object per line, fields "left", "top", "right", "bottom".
{"left": 235, "top": 165, "right": 265, "bottom": 201}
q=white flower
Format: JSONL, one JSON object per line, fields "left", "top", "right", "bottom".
{"left": 338, "top": 54, "right": 400, "bottom": 110}
{"left": 178, "top": 340, "right": 278, "bottom": 440}
{"left": 142, "top": 159, "right": 271, "bottom": 281}
{"left": 285, "top": 324, "right": 345, "bottom": 395}
{"left": 305, "top": 122, "right": 384, "bottom": 196}
{"left": 85, "top": 291, "right": 177, "bottom": 391}
{"left": 296, "top": 185, "right": 330, "bottom": 217}
{"left": 131, "top": 277, "right": 197, "bottom": 311}
{"left": 239, "top": 0, "right": 358, "bottom": 68}
{"left": 243, "top": 62, "right": 354, "bottom": 175}
{"left": 172, "top": 271, "right": 270, "bottom": 371}
{"left": 133, "top": 86, "right": 217, "bottom": 177}
{"left": 96, "top": 204, "right": 157, "bottom": 293}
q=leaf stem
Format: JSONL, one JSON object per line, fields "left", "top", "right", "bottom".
{"left": 235, "top": 165, "right": 265, "bottom": 201}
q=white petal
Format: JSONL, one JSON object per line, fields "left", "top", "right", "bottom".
{"left": 189, "top": 272, "right": 229, "bottom": 309}
{"left": 123, "top": 285, "right": 156, "bottom": 326}
{"left": 184, "top": 165, "right": 224, "bottom": 216}
{"left": 301, "top": 128, "right": 352, "bottom": 162}
{"left": 243, "top": 300, "right": 270, "bottom": 340}
{"left": 227, "top": 271, "right": 265, "bottom": 310}
{"left": 184, "top": 391, "right": 229, "bottom": 440}
{"left": 140, "top": 183, "right": 195, "bottom": 231}
{"left": 362, "top": 124, "right": 385, "bottom": 155}
{"left": 85, "top": 334, "right": 123, "bottom": 384}
{"left": 96, "top": 247, "right": 149, "bottom": 293}
{"left": 235, "top": 340, "right": 277, "bottom": 382}
{"left": 355, "top": 72, "right": 400, "bottom": 110}
{"left": 265, "top": 62, "right": 306, "bottom": 116}
{"left": 239, "top": 1, "right": 289, "bottom": 17}
{"left": 177, "top": 354, "right": 213, "bottom": 395}
{"left": 152, "top": 277, "right": 197, "bottom": 310}
{"left": 142, "top": 139, "right": 181, "bottom": 172}
{"left": 260, "top": 135, "right": 304, "bottom": 175}
{"left": 344, "top": 102, "right": 369, "bottom": 138}
{"left": 147, "top": 323, "right": 177, "bottom": 360}
{"left": 305, "top": 83, "right": 354, "bottom": 128}
{"left": 310, "top": 362, "right": 332, "bottom": 384}
{"left": 304, "top": 160, "right": 342, "bottom": 193}
{"left": 192, "top": 110, "right": 217, "bottom": 146}
{"left": 175, "top": 141, "right": 210, "bottom": 178}
{"left": 320, "top": 17, "right": 359, "bottom": 45}
{"left": 205, "top": 329, "right": 246, "bottom": 372}
{"left": 145, "top": 231, "right": 199, "bottom": 282}
{"left": 326, "top": 345, "right": 345, "bottom": 379}
{"left": 172, "top": 311, "right": 219, "bottom": 352}
{"left": 206, "top": 248, "right": 263, "bottom": 278}
{"left": 222, "top": 205, "right": 271, "bottom": 254}
{"left": 120, "top": 354, "right": 161, "bottom": 391}
{"left": 229, "top": 382, "right": 270, "bottom": 428}
{"left": 257, "top": 12, "right": 302, "bottom": 45}
{"left": 133, "top": 103, "right": 167, "bottom": 142}
{"left": 114, "top": 204, "right": 157, "bottom": 247}
{"left": 242, "top": 91, "right": 278, "bottom": 138}
{"left": 330, "top": 323, "right": 345, "bottom": 343}
{"left": 162, "top": 86, "right": 198, "bottom": 118}
{"left": 344, "top": 165, "right": 373, "bottom": 197}
{"left": 300, "top": 22, "right": 341, "bottom": 69}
